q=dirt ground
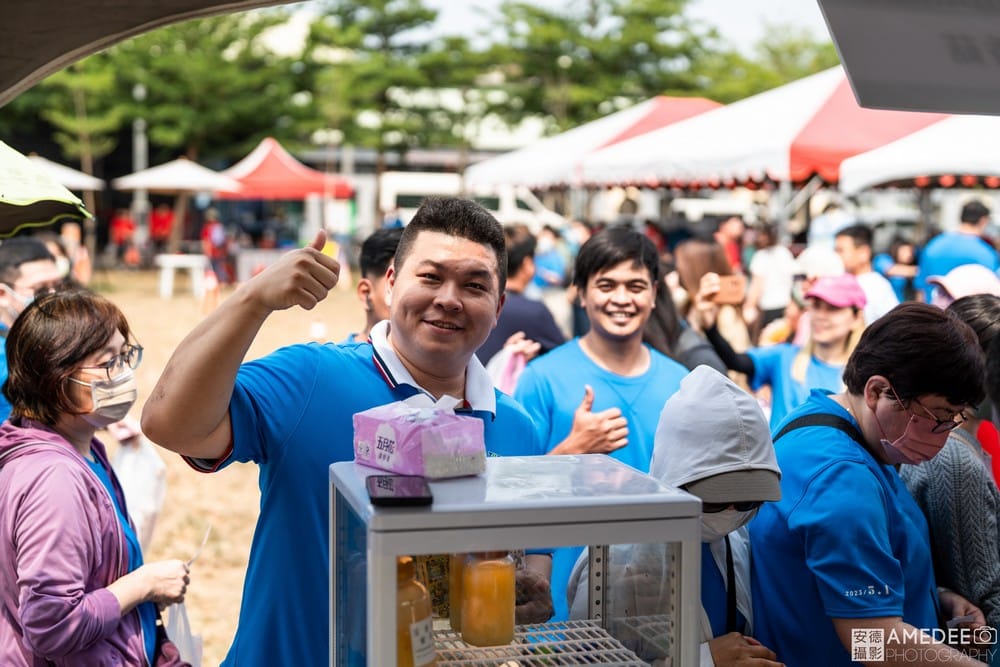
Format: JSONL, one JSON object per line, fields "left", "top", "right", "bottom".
{"left": 94, "top": 265, "right": 363, "bottom": 666}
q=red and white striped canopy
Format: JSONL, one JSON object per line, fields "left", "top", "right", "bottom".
{"left": 579, "top": 67, "right": 947, "bottom": 189}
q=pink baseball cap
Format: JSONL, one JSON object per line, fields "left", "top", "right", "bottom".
{"left": 927, "top": 264, "right": 1000, "bottom": 300}
{"left": 804, "top": 273, "right": 867, "bottom": 310}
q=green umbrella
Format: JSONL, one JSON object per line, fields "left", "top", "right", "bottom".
{"left": 0, "top": 139, "right": 90, "bottom": 236}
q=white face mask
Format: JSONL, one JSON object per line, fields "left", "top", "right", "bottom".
{"left": 701, "top": 508, "right": 758, "bottom": 542}
{"left": 70, "top": 368, "right": 138, "bottom": 427}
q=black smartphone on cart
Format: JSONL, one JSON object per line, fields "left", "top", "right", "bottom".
{"left": 365, "top": 474, "right": 434, "bottom": 507}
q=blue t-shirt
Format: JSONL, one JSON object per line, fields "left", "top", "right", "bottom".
{"left": 915, "top": 232, "right": 1000, "bottom": 300}
{"left": 87, "top": 457, "right": 157, "bottom": 665}
{"left": 750, "top": 391, "right": 940, "bottom": 666}
{"left": 205, "top": 342, "right": 542, "bottom": 667}
{"left": 702, "top": 541, "right": 747, "bottom": 637}
{"left": 514, "top": 339, "right": 689, "bottom": 621}
{"left": 746, "top": 343, "right": 844, "bottom": 428}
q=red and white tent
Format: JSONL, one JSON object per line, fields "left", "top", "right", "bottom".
{"left": 579, "top": 67, "right": 947, "bottom": 189}
{"left": 839, "top": 114, "right": 1000, "bottom": 193}
{"left": 464, "top": 96, "right": 720, "bottom": 190}
{"left": 221, "top": 137, "right": 352, "bottom": 200}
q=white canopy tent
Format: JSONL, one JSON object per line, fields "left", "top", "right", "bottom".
{"left": 112, "top": 157, "right": 241, "bottom": 193}
{"left": 27, "top": 154, "right": 104, "bottom": 191}
{"left": 464, "top": 96, "right": 719, "bottom": 190}
{"left": 838, "top": 115, "right": 1000, "bottom": 194}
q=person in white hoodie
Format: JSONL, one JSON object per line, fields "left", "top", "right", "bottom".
{"left": 567, "top": 365, "right": 784, "bottom": 666}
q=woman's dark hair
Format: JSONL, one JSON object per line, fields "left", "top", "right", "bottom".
{"left": 394, "top": 197, "right": 507, "bottom": 293}
{"left": 947, "top": 294, "right": 1000, "bottom": 351}
{"left": 673, "top": 237, "right": 732, "bottom": 296}
{"left": 643, "top": 262, "right": 682, "bottom": 360}
{"left": 843, "top": 302, "right": 985, "bottom": 407}
{"left": 4, "top": 289, "right": 131, "bottom": 425}
{"left": 572, "top": 225, "right": 659, "bottom": 291}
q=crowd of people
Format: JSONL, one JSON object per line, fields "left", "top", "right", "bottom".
{"left": 2, "top": 194, "right": 1000, "bottom": 666}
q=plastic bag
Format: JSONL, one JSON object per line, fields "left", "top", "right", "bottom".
{"left": 165, "top": 602, "right": 203, "bottom": 667}
{"left": 485, "top": 348, "right": 527, "bottom": 395}
{"left": 110, "top": 435, "right": 166, "bottom": 552}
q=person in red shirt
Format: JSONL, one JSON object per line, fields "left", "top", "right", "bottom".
{"left": 200, "top": 208, "right": 230, "bottom": 284}
{"left": 149, "top": 203, "right": 174, "bottom": 255}
{"left": 109, "top": 209, "right": 136, "bottom": 264}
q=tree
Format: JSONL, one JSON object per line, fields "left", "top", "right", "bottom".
{"left": 110, "top": 10, "right": 306, "bottom": 163}
{"left": 306, "top": 0, "right": 438, "bottom": 176}
{"left": 482, "top": 0, "right": 721, "bottom": 132}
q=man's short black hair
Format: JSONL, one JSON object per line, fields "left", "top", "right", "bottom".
{"left": 0, "top": 237, "right": 55, "bottom": 286}
{"left": 505, "top": 228, "right": 536, "bottom": 277}
{"left": 835, "top": 223, "right": 873, "bottom": 248}
{"left": 572, "top": 226, "right": 659, "bottom": 291}
{"left": 961, "top": 200, "right": 991, "bottom": 224}
{"left": 394, "top": 197, "right": 507, "bottom": 293}
{"left": 359, "top": 227, "right": 403, "bottom": 279}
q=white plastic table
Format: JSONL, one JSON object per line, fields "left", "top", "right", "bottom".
{"left": 153, "top": 253, "right": 208, "bottom": 299}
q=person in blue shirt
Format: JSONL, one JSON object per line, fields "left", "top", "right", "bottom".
{"left": 343, "top": 226, "right": 402, "bottom": 344}
{"left": 515, "top": 226, "right": 689, "bottom": 621}
{"left": 141, "top": 197, "right": 553, "bottom": 667}
{"left": 751, "top": 302, "right": 990, "bottom": 666}
{"left": 699, "top": 272, "right": 868, "bottom": 428}
{"left": 0, "top": 237, "right": 62, "bottom": 422}
{"left": 915, "top": 200, "right": 1000, "bottom": 301}
{"left": 567, "top": 366, "right": 783, "bottom": 667}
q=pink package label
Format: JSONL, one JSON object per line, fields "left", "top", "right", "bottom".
{"left": 353, "top": 403, "right": 486, "bottom": 479}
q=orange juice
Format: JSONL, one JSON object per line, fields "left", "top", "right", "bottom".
{"left": 397, "top": 557, "right": 436, "bottom": 667}
{"left": 460, "top": 551, "right": 515, "bottom": 646}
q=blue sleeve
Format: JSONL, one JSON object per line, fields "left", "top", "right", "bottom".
{"left": 872, "top": 254, "right": 893, "bottom": 276}
{"left": 745, "top": 345, "right": 786, "bottom": 393}
{"left": 513, "top": 363, "right": 559, "bottom": 451}
{"left": 788, "top": 461, "right": 906, "bottom": 618}
{"left": 227, "top": 344, "right": 323, "bottom": 467}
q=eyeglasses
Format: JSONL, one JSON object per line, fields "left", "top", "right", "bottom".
{"left": 77, "top": 343, "right": 143, "bottom": 380}
{"left": 890, "top": 388, "right": 968, "bottom": 434}
{"left": 702, "top": 501, "right": 763, "bottom": 514}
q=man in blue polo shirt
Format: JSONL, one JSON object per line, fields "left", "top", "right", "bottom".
{"left": 515, "top": 226, "right": 689, "bottom": 621}
{"left": 141, "top": 198, "right": 550, "bottom": 667}
{"left": 751, "top": 303, "right": 990, "bottom": 666}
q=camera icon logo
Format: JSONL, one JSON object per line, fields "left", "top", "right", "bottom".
{"left": 973, "top": 626, "right": 998, "bottom": 645}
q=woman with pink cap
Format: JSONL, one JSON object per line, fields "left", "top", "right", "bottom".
{"left": 694, "top": 272, "right": 867, "bottom": 427}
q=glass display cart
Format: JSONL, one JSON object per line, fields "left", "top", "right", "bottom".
{"left": 330, "top": 454, "right": 702, "bottom": 666}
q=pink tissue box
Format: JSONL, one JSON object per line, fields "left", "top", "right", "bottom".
{"left": 353, "top": 402, "right": 486, "bottom": 479}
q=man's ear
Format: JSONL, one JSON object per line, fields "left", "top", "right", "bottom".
{"left": 385, "top": 266, "right": 396, "bottom": 307}
{"left": 356, "top": 278, "right": 373, "bottom": 311}
{"left": 863, "top": 375, "right": 891, "bottom": 410}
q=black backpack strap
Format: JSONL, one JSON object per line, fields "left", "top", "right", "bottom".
{"left": 773, "top": 413, "right": 865, "bottom": 446}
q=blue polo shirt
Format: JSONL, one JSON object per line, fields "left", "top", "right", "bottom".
{"left": 750, "top": 391, "right": 940, "bottom": 666}
{"left": 186, "top": 323, "right": 543, "bottom": 667}
{"left": 515, "top": 339, "right": 689, "bottom": 621}
{"left": 746, "top": 344, "right": 844, "bottom": 428}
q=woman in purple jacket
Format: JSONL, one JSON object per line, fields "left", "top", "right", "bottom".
{"left": 0, "top": 290, "right": 190, "bottom": 666}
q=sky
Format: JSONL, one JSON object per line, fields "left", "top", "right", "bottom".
{"left": 422, "top": 0, "right": 832, "bottom": 55}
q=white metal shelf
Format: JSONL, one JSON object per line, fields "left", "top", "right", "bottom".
{"left": 434, "top": 619, "right": 647, "bottom": 666}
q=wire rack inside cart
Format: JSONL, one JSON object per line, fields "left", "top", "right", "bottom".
{"left": 433, "top": 619, "right": 654, "bottom": 666}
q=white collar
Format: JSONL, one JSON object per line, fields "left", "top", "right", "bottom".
{"left": 368, "top": 320, "right": 496, "bottom": 415}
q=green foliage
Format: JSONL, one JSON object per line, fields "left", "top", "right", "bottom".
{"left": 110, "top": 9, "right": 306, "bottom": 162}
{"left": 1, "top": 1, "right": 842, "bottom": 169}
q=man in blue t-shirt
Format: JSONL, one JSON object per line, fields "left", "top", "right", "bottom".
{"left": 916, "top": 199, "right": 1000, "bottom": 301}
{"left": 750, "top": 303, "right": 990, "bottom": 666}
{"left": 516, "top": 226, "right": 689, "bottom": 621}
{"left": 142, "top": 198, "right": 552, "bottom": 667}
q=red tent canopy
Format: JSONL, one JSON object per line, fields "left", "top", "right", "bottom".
{"left": 220, "top": 137, "right": 352, "bottom": 200}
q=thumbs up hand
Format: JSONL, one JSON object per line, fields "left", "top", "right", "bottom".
{"left": 550, "top": 385, "right": 629, "bottom": 455}
{"left": 240, "top": 230, "right": 341, "bottom": 313}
